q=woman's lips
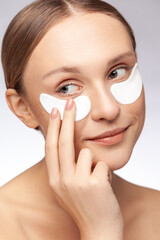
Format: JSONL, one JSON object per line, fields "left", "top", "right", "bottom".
{"left": 87, "top": 127, "right": 128, "bottom": 146}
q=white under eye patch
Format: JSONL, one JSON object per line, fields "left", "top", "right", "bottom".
{"left": 40, "top": 94, "right": 91, "bottom": 121}
{"left": 40, "top": 63, "right": 142, "bottom": 121}
{"left": 111, "top": 63, "right": 143, "bottom": 104}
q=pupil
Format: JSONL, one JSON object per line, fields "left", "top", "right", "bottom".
{"left": 110, "top": 70, "right": 118, "bottom": 78}
{"left": 61, "top": 86, "right": 68, "bottom": 93}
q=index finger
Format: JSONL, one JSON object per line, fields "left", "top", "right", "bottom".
{"left": 45, "top": 108, "right": 61, "bottom": 181}
{"left": 58, "top": 99, "right": 76, "bottom": 178}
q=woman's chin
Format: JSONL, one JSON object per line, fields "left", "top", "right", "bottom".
{"left": 93, "top": 155, "right": 130, "bottom": 172}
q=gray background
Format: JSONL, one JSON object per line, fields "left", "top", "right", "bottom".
{"left": 0, "top": 0, "right": 160, "bottom": 190}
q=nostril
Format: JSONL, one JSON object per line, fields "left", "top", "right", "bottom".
{"left": 90, "top": 99, "right": 120, "bottom": 122}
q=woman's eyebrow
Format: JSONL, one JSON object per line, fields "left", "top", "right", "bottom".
{"left": 108, "top": 52, "right": 135, "bottom": 66}
{"left": 43, "top": 66, "right": 80, "bottom": 80}
{"left": 43, "top": 52, "right": 135, "bottom": 80}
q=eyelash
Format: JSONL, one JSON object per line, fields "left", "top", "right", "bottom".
{"left": 55, "top": 81, "right": 82, "bottom": 97}
{"left": 108, "top": 65, "right": 130, "bottom": 80}
{"left": 55, "top": 65, "right": 132, "bottom": 97}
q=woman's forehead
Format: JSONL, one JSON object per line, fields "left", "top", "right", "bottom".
{"left": 25, "top": 13, "right": 133, "bottom": 78}
{"left": 31, "top": 13, "right": 132, "bottom": 58}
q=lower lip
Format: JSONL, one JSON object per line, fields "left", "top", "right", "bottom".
{"left": 90, "top": 129, "right": 127, "bottom": 146}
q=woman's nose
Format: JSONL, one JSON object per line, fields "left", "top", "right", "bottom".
{"left": 90, "top": 88, "right": 120, "bottom": 122}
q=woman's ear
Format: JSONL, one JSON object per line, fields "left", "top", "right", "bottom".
{"left": 6, "top": 89, "right": 39, "bottom": 129}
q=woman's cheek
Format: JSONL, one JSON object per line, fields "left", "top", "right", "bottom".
{"left": 73, "top": 89, "right": 145, "bottom": 169}
{"left": 130, "top": 87, "right": 145, "bottom": 135}
{"left": 32, "top": 104, "right": 50, "bottom": 137}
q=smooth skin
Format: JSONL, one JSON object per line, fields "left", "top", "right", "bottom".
{"left": 0, "top": 13, "right": 160, "bottom": 240}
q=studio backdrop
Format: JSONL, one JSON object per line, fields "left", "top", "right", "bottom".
{"left": 0, "top": 0, "right": 160, "bottom": 190}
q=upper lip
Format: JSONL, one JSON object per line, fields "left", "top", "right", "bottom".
{"left": 87, "top": 127, "right": 128, "bottom": 140}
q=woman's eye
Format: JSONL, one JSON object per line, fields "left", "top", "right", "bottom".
{"left": 109, "top": 68, "right": 127, "bottom": 80}
{"left": 56, "top": 83, "right": 81, "bottom": 95}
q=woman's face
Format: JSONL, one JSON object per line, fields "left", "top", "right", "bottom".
{"left": 23, "top": 13, "right": 145, "bottom": 171}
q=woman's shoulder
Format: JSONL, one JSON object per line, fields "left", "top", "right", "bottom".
{"left": 113, "top": 173, "right": 160, "bottom": 201}
{"left": 0, "top": 182, "right": 20, "bottom": 239}
{"left": 129, "top": 181, "right": 160, "bottom": 221}
{"left": 127, "top": 187, "right": 160, "bottom": 240}
{"left": 0, "top": 166, "right": 41, "bottom": 239}
{"left": 126, "top": 178, "right": 160, "bottom": 207}
{"left": 0, "top": 161, "right": 42, "bottom": 204}
{"left": 120, "top": 177, "right": 160, "bottom": 240}
{"left": 0, "top": 177, "right": 21, "bottom": 216}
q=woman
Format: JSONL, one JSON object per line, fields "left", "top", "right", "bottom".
{"left": 0, "top": 0, "right": 160, "bottom": 239}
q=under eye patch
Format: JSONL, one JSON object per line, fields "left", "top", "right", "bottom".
{"left": 40, "top": 94, "right": 91, "bottom": 121}
{"left": 40, "top": 63, "right": 142, "bottom": 121}
{"left": 111, "top": 63, "right": 143, "bottom": 104}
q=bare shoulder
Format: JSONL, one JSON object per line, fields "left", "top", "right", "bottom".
{"left": 0, "top": 168, "right": 38, "bottom": 239}
{"left": 0, "top": 183, "right": 19, "bottom": 239}
{"left": 0, "top": 182, "right": 16, "bottom": 218}
{"left": 0, "top": 186, "right": 10, "bottom": 224}
{"left": 132, "top": 182, "right": 160, "bottom": 210}
{"left": 123, "top": 180, "right": 160, "bottom": 240}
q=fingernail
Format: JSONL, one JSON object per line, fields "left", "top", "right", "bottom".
{"left": 51, "top": 108, "right": 58, "bottom": 119}
{"left": 65, "top": 99, "right": 74, "bottom": 111}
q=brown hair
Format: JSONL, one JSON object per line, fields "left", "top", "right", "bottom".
{"left": 1, "top": 0, "right": 136, "bottom": 94}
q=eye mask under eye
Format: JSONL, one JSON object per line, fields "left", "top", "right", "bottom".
{"left": 111, "top": 63, "right": 143, "bottom": 104}
{"left": 40, "top": 94, "right": 91, "bottom": 121}
{"left": 40, "top": 63, "right": 142, "bottom": 121}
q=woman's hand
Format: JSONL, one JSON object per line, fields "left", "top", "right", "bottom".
{"left": 45, "top": 99, "right": 124, "bottom": 240}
